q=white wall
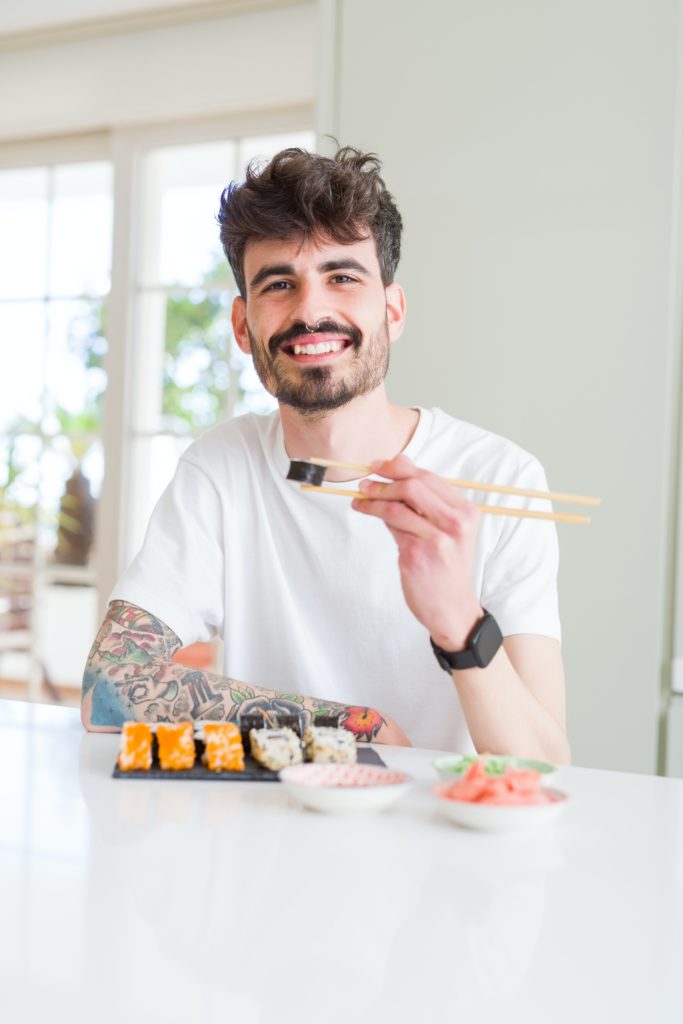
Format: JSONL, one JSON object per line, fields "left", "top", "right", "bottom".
{"left": 326, "top": 0, "right": 683, "bottom": 773}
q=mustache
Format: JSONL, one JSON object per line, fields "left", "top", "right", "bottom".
{"left": 269, "top": 320, "right": 362, "bottom": 357}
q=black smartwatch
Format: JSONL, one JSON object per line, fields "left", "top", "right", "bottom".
{"left": 430, "top": 611, "right": 503, "bottom": 672}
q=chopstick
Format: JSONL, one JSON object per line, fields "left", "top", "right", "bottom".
{"left": 299, "top": 484, "right": 591, "bottom": 525}
{"left": 308, "top": 457, "right": 601, "bottom": 509}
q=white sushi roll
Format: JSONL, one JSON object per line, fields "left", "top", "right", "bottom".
{"left": 303, "top": 726, "right": 357, "bottom": 764}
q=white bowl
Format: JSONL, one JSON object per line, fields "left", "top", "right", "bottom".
{"left": 279, "top": 763, "right": 413, "bottom": 814}
{"left": 432, "top": 782, "right": 569, "bottom": 832}
{"left": 432, "top": 754, "right": 557, "bottom": 782}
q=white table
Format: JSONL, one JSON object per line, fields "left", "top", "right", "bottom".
{"left": 2, "top": 699, "right": 682, "bottom": 1024}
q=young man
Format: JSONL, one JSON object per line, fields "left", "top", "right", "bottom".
{"left": 82, "top": 147, "right": 569, "bottom": 762}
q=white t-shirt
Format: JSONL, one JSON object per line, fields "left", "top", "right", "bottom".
{"left": 111, "top": 407, "right": 560, "bottom": 751}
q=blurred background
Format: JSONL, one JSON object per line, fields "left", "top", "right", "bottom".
{"left": 1, "top": 0, "right": 682, "bottom": 777}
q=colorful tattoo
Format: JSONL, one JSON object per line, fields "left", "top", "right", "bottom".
{"left": 84, "top": 601, "right": 388, "bottom": 740}
{"left": 337, "top": 706, "right": 387, "bottom": 742}
{"left": 179, "top": 671, "right": 224, "bottom": 718}
{"left": 108, "top": 601, "right": 166, "bottom": 634}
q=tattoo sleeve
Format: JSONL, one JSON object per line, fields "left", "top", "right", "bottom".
{"left": 82, "top": 600, "right": 388, "bottom": 742}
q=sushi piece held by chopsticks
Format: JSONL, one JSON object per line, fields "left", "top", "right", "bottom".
{"left": 287, "top": 460, "right": 327, "bottom": 486}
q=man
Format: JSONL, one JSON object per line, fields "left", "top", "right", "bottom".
{"left": 82, "top": 146, "right": 569, "bottom": 762}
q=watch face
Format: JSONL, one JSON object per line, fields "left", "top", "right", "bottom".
{"left": 472, "top": 614, "right": 503, "bottom": 668}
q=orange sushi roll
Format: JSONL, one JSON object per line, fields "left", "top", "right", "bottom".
{"left": 117, "top": 722, "right": 153, "bottom": 771}
{"left": 157, "top": 722, "right": 196, "bottom": 771}
{"left": 202, "top": 722, "right": 245, "bottom": 772}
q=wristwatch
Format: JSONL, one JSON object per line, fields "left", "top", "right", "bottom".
{"left": 430, "top": 611, "right": 503, "bottom": 672}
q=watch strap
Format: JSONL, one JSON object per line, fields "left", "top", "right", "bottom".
{"left": 430, "top": 636, "right": 479, "bottom": 671}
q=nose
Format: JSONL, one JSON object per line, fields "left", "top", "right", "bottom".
{"left": 289, "top": 277, "right": 331, "bottom": 328}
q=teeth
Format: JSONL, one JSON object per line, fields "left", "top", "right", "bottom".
{"left": 291, "top": 340, "right": 345, "bottom": 356}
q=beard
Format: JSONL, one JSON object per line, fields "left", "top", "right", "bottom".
{"left": 246, "top": 317, "right": 391, "bottom": 416}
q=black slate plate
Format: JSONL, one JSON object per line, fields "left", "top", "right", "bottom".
{"left": 112, "top": 743, "right": 385, "bottom": 781}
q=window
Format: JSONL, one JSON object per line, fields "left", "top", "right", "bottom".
{"left": 0, "top": 158, "right": 112, "bottom": 698}
{"left": 0, "top": 117, "right": 314, "bottom": 703}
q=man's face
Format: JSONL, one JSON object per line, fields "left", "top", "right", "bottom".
{"left": 231, "top": 233, "right": 405, "bottom": 415}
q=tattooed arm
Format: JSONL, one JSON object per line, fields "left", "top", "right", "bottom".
{"left": 81, "top": 601, "right": 411, "bottom": 745}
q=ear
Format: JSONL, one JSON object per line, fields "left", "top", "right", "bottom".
{"left": 231, "top": 296, "right": 251, "bottom": 354}
{"left": 385, "top": 282, "right": 406, "bottom": 342}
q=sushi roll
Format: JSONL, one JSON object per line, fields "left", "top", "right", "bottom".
{"left": 239, "top": 710, "right": 305, "bottom": 753}
{"left": 157, "top": 722, "right": 196, "bottom": 770}
{"left": 303, "top": 725, "right": 357, "bottom": 764}
{"left": 286, "top": 460, "right": 326, "bottom": 485}
{"left": 202, "top": 722, "right": 245, "bottom": 772}
{"left": 117, "top": 722, "right": 153, "bottom": 771}
{"left": 250, "top": 727, "right": 303, "bottom": 771}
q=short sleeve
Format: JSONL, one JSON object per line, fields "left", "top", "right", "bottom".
{"left": 480, "top": 458, "right": 561, "bottom": 642}
{"left": 110, "top": 457, "right": 225, "bottom": 645}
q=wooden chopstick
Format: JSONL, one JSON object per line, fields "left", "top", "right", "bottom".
{"left": 299, "top": 484, "right": 591, "bottom": 525}
{"left": 308, "top": 456, "right": 601, "bottom": 508}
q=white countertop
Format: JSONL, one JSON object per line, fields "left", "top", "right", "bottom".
{"left": 2, "top": 699, "right": 682, "bottom": 1024}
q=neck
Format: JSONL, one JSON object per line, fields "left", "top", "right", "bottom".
{"left": 279, "top": 387, "right": 420, "bottom": 481}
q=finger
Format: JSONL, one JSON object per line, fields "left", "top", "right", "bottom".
{"left": 352, "top": 495, "right": 439, "bottom": 540}
{"left": 371, "top": 455, "right": 473, "bottom": 511}
{"left": 359, "top": 476, "right": 480, "bottom": 538}
{"left": 370, "top": 454, "right": 419, "bottom": 479}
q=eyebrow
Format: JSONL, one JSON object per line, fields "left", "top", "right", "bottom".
{"left": 249, "top": 264, "right": 295, "bottom": 290}
{"left": 318, "top": 258, "right": 371, "bottom": 276}
{"left": 249, "top": 258, "right": 371, "bottom": 291}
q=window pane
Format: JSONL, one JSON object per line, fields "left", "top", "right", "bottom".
{"left": 142, "top": 142, "right": 236, "bottom": 288}
{"left": 44, "top": 299, "right": 107, "bottom": 434}
{"left": 49, "top": 162, "right": 113, "bottom": 297}
{"left": 162, "top": 288, "right": 231, "bottom": 433}
{"left": 132, "top": 287, "right": 231, "bottom": 436}
{"left": 0, "top": 302, "right": 45, "bottom": 432}
{"left": 0, "top": 167, "right": 48, "bottom": 300}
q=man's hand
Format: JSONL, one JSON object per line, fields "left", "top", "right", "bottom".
{"left": 352, "top": 457, "right": 570, "bottom": 764}
{"left": 352, "top": 455, "right": 483, "bottom": 650}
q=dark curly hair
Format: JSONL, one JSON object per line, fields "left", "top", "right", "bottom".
{"left": 217, "top": 146, "right": 402, "bottom": 297}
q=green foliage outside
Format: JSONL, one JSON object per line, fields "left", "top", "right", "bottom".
{"left": 162, "top": 259, "right": 232, "bottom": 434}
{"left": 1, "top": 256, "right": 235, "bottom": 520}
{"left": 0, "top": 300, "right": 107, "bottom": 523}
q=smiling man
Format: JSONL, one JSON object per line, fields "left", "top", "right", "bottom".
{"left": 82, "top": 146, "right": 570, "bottom": 763}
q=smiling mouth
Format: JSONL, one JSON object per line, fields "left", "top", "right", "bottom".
{"left": 279, "top": 334, "right": 355, "bottom": 362}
